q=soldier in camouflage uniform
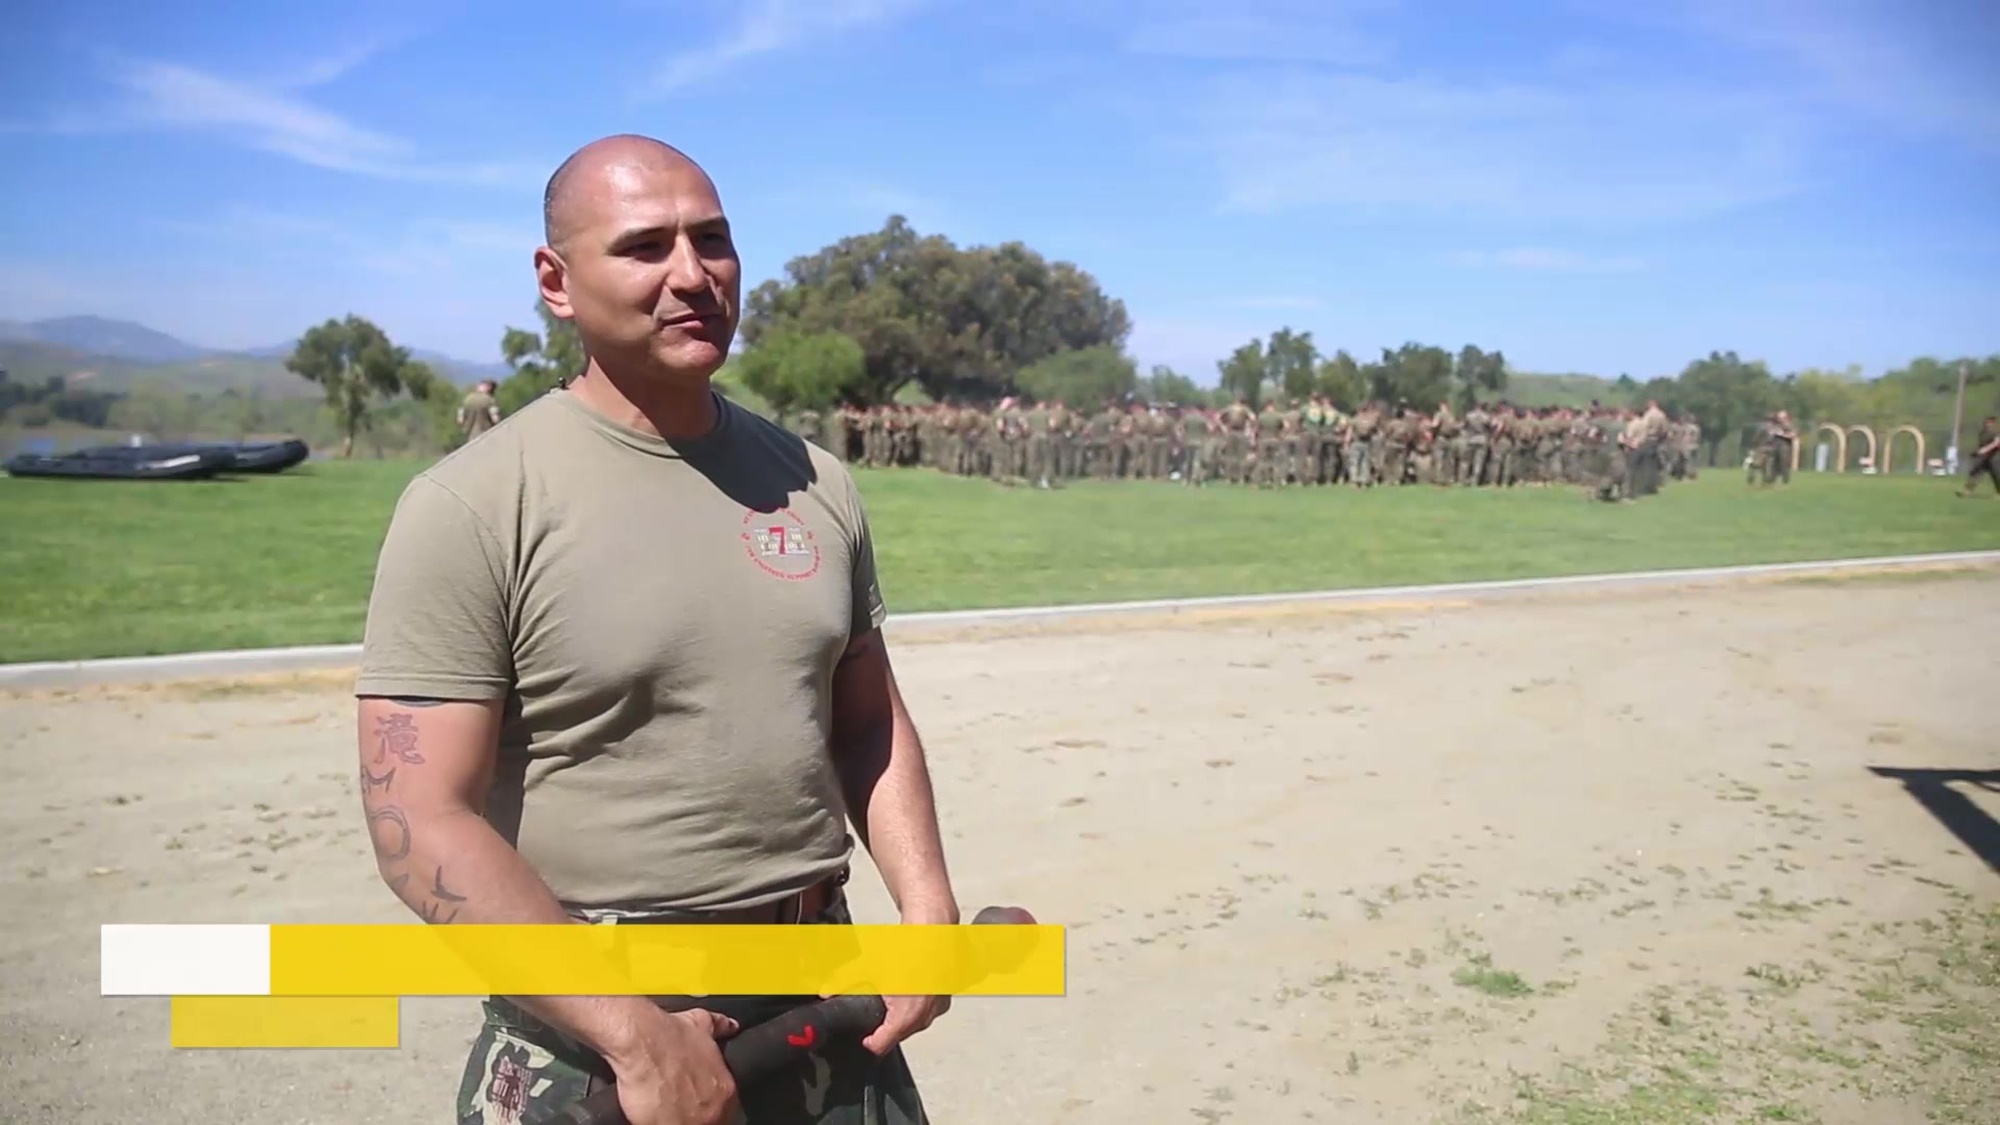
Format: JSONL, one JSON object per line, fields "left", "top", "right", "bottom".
{"left": 1460, "top": 402, "right": 1489, "bottom": 486}
{"left": 1143, "top": 405, "right": 1172, "bottom": 480}
{"left": 1325, "top": 403, "right": 1351, "bottom": 485}
{"left": 1277, "top": 398, "right": 1305, "bottom": 484}
{"left": 1052, "top": 401, "right": 1079, "bottom": 480}
{"left": 1215, "top": 396, "right": 1251, "bottom": 484}
{"left": 1348, "top": 402, "right": 1378, "bottom": 487}
{"left": 1492, "top": 405, "right": 1520, "bottom": 487}
{"left": 1432, "top": 401, "right": 1460, "bottom": 486}
{"left": 1409, "top": 415, "right": 1436, "bottom": 486}
{"left": 1379, "top": 406, "right": 1411, "bottom": 487}
{"left": 1179, "top": 405, "right": 1211, "bottom": 485}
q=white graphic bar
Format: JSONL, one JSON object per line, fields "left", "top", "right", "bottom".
{"left": 101, "top": 924, "right": 272, "bottom": 996}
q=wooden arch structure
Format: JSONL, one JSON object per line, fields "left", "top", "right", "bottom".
{"left": 1799, "top": 423, "right": 1847, "bottom": 474}
{"left": 1797, "top": 423, "right": 1881, "bottom": 474}
{"left": 1848, "top": 425, "right": 1878, "bottom": 471}
{"left": 1882, "top": 425, "right": 1926, "bottom": 474}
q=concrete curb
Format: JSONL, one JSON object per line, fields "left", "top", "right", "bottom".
{"left": 6, "top": 549, "right": 1998, "bottom": 692}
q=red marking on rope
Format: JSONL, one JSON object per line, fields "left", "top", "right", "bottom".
{"left": 787, "top": 1025, "right": 817, "bottom": 1048}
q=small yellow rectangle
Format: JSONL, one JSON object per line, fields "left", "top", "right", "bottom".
{"left": 169, "top": 996, "right": 401, "bottom": 1049}
{"left": 269, "top": 923, "right": 1065, "bottom": 996}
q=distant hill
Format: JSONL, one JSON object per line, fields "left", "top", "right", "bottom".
{"left": 0, "top": 339, "right": 321, "bottom": 399}
{"left": 246, "top": 339, "right": 508, "bottom": 384}
{"left": 0, "top": 316, "right": 503, "bottom": 396}
{"left": 0, "top": 315, "right": 207, "bottom": 363}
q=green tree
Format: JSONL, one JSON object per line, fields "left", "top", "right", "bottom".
{"left": 1368, "top": 343, "right": 1455, "bottom": 409}
{"left": 285, "top": 315, "right": 438, "bottom": 458}
{"left": 1451, "top": 345, "right": 1508, "bottom": 411}
{"left": 1264, "top": 327, "right": 1320, "bottom": 402}
{"left": 734, "top": 329, "right": 867, "bottom": 413}
{"left": 497, "top": 303, "right": 585, "bottom": 415}
{"left": 1015, "top": 345, "right": 1138, "bottom": 407}
{"left": 1217, "top": 340, "right": 1266, "bottom": 407}
{"left": 741, "top": 216, "right": 1130, "bottom": 404}
{"left": 1315, "top": 349, "right": 1365, "bottom": 410}
{"left": 1139, "top": 364, "right": 1205, "bottom": 406}
{"left": 1674, "top": 350, "right": 1776, "bottom": 465}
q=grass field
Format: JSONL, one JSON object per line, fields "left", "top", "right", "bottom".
{"left": 1, "top": 459, "right": 1995, "bottom": 663}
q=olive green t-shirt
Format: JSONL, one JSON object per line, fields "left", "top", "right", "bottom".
{"left": 354, "top": 389, "right": 886, "bottom": 913}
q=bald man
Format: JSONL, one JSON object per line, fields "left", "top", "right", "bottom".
{"left": 353, "top": 135, "right": 952, "bottom": 1125}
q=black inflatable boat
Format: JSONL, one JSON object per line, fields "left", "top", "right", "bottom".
{"left": 3, "top": 438, "right": 311, "bottom": 481}
{"left": 205, "top": 439, "right": 312, "bottom": 473}
{"left": 4, "top": 444, "right": 237, "bottom": 481}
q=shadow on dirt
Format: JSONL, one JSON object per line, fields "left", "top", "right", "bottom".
{"left": 1869, "top": 767, "right": 2000, "bottom": 876}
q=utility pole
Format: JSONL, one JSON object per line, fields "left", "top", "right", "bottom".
{"left": 1948, "top": 360, "right": 1969, "bottom": 474}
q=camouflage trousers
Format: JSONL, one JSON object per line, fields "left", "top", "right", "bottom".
{"left": 456, "top": 894, "right": 928, "bottom": 1125}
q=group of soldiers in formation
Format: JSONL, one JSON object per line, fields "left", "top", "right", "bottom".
{"left": 783, "top": 396, "right": 1700, "bottom": 501}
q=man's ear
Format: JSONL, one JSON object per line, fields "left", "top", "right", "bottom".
{"left": 534, "top": 246, "right": 573, "bottom": 320}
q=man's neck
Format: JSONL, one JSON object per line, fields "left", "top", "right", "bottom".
{"left": 566, "top": 360, "right": 720, "bottom": 441}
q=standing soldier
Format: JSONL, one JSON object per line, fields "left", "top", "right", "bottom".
{"left": 1082, "top": 400, "right": 1110, "bottom": 480}
{"left": 1490, "top": 405, "right": 1518, "bottom": 487}
{"left": 1050, "top": 399, "right": 1077, "bottom": 481}
{"left": 1249, "top": 400, "right": 1279, "bottom": 487}
{"left": 1433, "top": 400, "right": 1460, "bottom": 486}
{"left": 1326, "top": 401, "right": 1351, "bottom": 485}
{"left": 1301, "top": 395, "right": 1328, "bottom": 485}
{"left": 1144, "top": 404, "right": 1172, "bottom": 480}
{"left": 1218, "top": 395, "right": 1252, "bottom": 484}
{"left": 1410, "top": 414, "right": 1437, "bottom": 485}
{"left": 795, "top": 404, "right": 823, "bottom": 450}
{"left": 1958, "top": 415, "right": 2000, "bottom": 497}
{"left": 1461, "top": 401, "right": 1490, "bottom": 486}
{"left": 1639, "top": 398, "right": 1671, "bottom": 494}
{"left": 457, "top": 379, "right": 503, "bottom": 444}
{"left": 1179, "top": 403, "right": 1210, "bottom": 486}
{"left": 1026, "top": 399, "right": 1054, "bottom": 488}
{"left": 1379, "top": 406, "right": 1410, "bottom": 486}
{"left": 1278, "top": 397, "right": 1305, "bottom": 485}
{"left": 1348, "top": 401, "right": 1378, "bottom": 487}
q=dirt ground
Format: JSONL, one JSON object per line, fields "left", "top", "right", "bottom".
{"left": 3, "top": 568, "right": 1997, "bottom": 1125}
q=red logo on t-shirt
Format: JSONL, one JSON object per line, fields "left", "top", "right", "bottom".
{"left": 741, "top": 508, "right": 822, "bottom": 580}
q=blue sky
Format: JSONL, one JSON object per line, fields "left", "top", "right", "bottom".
{"left": 1, "top": 0, "right": 1995, "bottom": 382}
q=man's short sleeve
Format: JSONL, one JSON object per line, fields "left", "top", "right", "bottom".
{"left": 354, "top": 475, "right": 513, "bottom": 701}
{"left": 844, "top": 478, "right": 889, "bottom": 636}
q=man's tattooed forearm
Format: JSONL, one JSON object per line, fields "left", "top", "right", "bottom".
{"left": 359, "top": 764, "right": 395, "bottom": 793}
{"left": 418, "top": 899, "right": 460, "bottom": 924}
{"left": 417, "top": 865, "right": 468, "bottom": 924}
{"left": 366, "top": 805, "right": 412, "bottom": 862}
{"left": 372, "top": 714, "right": 425, "bottom": 765}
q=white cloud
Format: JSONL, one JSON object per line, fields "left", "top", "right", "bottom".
{"left": 1454, "top": 248, "right": 1646, "bottom": 274}
{"left": 32, "top": 55, "right": 537, "bottom": 188}
{"left": 640, "top": 0, "right": 926, "bottom": 96}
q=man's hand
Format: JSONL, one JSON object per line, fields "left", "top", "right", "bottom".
{"left": 862, "top": 993, "right": 950, "bottom": 1056}
{"left": 605, "top": 1008, "right": 742, "bottom": 1125}
{"left": 857, "top": 898, "right": 958, "bottom": 1055}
